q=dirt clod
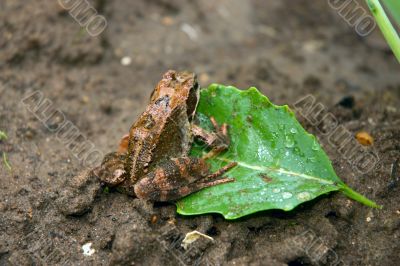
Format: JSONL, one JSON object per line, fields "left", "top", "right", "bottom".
{"left": 56, "top": 169, "right": 101, "bottom": 216}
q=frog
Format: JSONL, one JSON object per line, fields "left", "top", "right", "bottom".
{"left": 96, "top": 70, "right": 236, "bottom": 201}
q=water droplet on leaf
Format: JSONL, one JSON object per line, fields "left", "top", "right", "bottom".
{"left": 273, "top": 188, "right": 281, "bottom": 193}
{"left": 297, "top": 192, "right": 311, "bottom": 201}
{"left": 285, "top": 136, "right": 294, "bottom": 148}
{"left": 312, "top": 140, "right": 319, "bottom": 150}
{"left": 282, "top": 192, "right": 293, "bottom": 199}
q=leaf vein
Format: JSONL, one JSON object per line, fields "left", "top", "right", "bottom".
{"left": 217, "top": 157, "right": 335, "bottom": 185}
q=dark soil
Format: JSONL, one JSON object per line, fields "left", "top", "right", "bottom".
{"left": 1, "top": 0, "right": 400, "bottom": 265}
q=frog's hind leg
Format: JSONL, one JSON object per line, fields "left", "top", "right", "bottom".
{"left": 192, "top": 161, "right": 237, "bottom": 189}
{"left": 203, "top": 161, "right": 237, "bottom": 181}
{"left": 134, "top": 158, "right": 237, "bottom": 202}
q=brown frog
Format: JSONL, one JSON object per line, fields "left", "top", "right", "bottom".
{"left": 96, "top": 70, "right": 236, "bottom": 201}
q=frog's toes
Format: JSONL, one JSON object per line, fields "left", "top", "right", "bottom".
{"left": 97, "top": 152, "right": 127, "bottom": 186}
{"left": 209, "top": 117, "right": 230, "bottom": 148}
{"left": 210, "top": 116, "right": 228, "bottom": 135}
{"left": 100, "top": 168, "right": 126, "bottom": 186}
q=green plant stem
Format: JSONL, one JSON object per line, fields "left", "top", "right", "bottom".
{"left": 367, "top": 0, "right": 400, "bottom": 63}
{"left": 339, "top": 183, "right": 381, "bottom": 208}
{"left": 0, "top": 131, "right": 7, "bottom": 141}
{"left": 3, "top": 152, "right": 12, "bottom": 172}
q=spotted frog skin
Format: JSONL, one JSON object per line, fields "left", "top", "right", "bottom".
{"left": 95, "top": 70, "right": 236, "bottom": 201}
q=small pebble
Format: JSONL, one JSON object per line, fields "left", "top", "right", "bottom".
{"left": 162, "top": 16, "right": 174, "bottom": 26}
{"left": 386, "top": 106, "right": 396, "bottom": 113}
{"left": 167, "top": 218, "right": 176, "bottom": 225}
{"left": 355, "top": 131, "right": 374, "bottom": 146}
{"left": 199, "top": 73, "right": 210, "bottom": 84}
{"left": 121, "top": 56, "right": 132, "bottom": 66}
{"left": 181, "top": 23, "right": 198, "bottom": 41}
{"left": 303, "top": 40, "right": 324, "bottom": 53}
{"left": 82, "top": 243, "right": 95, "bottom": 256}
{"left": 368, "top": 118, "right": 376, "bottom": 126}
{"left": 27, "top": 208, "right": 33, "bottom": 219}
{"left": 81, "top": 95, "right": 89, "bottom": 104}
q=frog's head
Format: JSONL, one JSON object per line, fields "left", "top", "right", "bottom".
{"left": 176, "top": 71, "right": 200, "bottom": 121}
{"left": 150, "top": 70, "right": 200, "bottom": 121}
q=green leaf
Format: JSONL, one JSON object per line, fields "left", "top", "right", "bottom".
{"left": 382, "top": 0, "right": 400, "bottom": 26}
{"left": 176, "top": 84, "right": 380, "bottom": 219}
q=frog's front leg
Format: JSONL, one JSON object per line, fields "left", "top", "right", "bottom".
{"left": 192, "top": 117, "right": 230, "bottom": 160}
{"left": 96, "top": 152, "right": 127, "bottom": 186}
{"left": 134, "top": 157, "right": 237, "bottom": 201}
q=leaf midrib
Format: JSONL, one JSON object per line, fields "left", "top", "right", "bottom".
{"left": 216, "top": 157, "right": 337, "bottom": 186}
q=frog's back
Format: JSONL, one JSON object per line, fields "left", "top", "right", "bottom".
{"left": 124, "top": 70, "right": 199, "bottom": 191}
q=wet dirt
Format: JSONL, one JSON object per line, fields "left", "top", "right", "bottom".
{"left": 1, "top": 0, "right": 400, "bottom": 265}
